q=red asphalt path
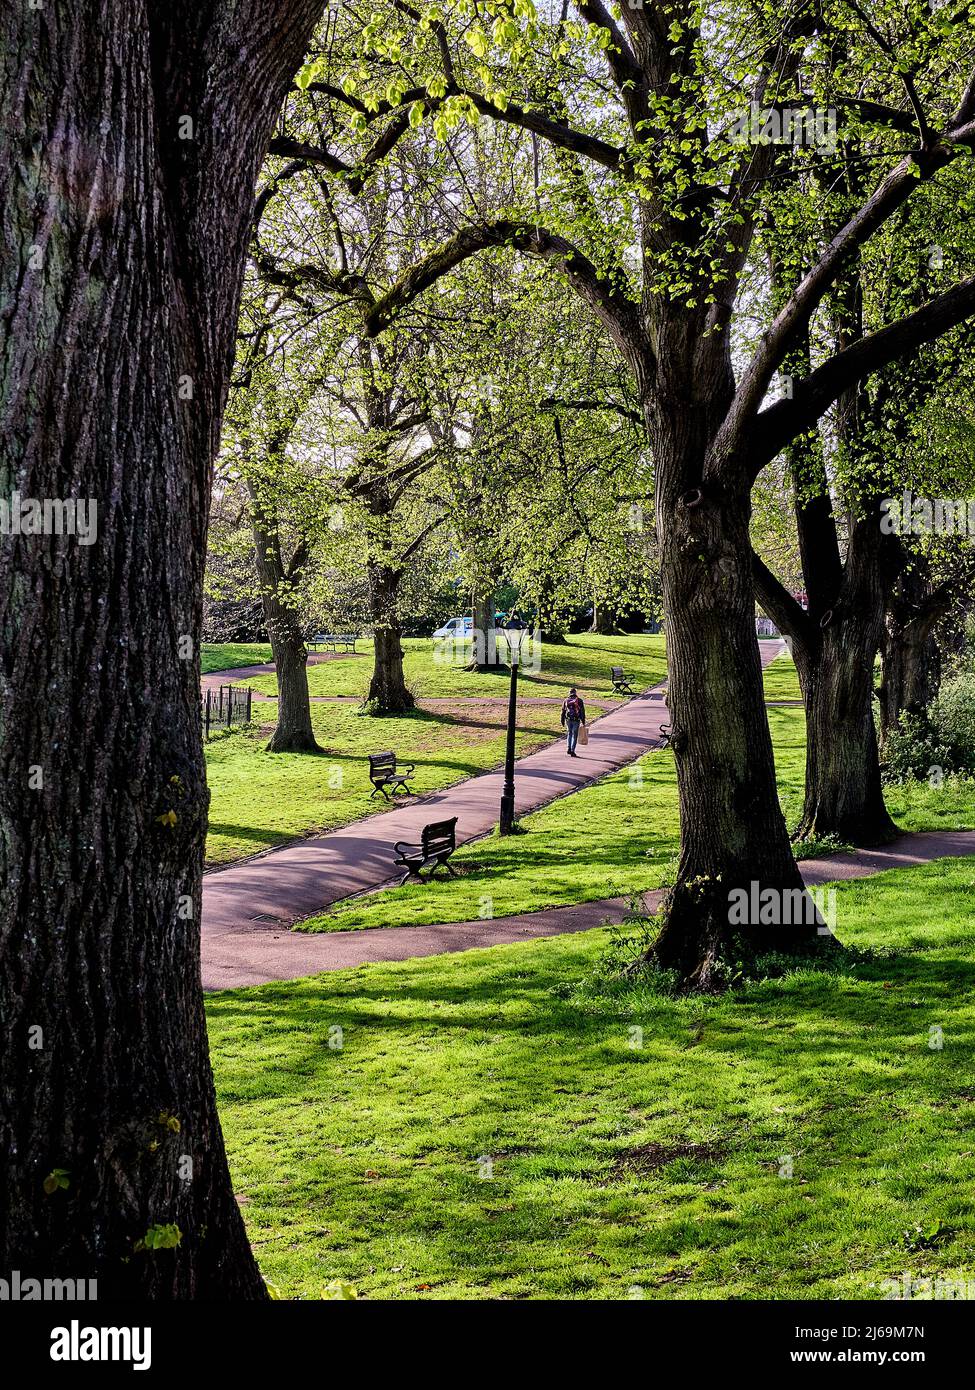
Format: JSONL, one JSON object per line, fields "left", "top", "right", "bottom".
{"left": 202, "top": 642, "right": 785, "bottom": 988}
{"left": 204, "top": 828, "right": 975, "bottom": 991}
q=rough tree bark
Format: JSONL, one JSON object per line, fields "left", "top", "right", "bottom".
{"left": 878, "top": 562, "right": 948, "bottom": 743}
{"left": 644, "top": 340, "right": 816, "bottom": 990}
{"left": 0, "top": 0, "right": 324, "bottom": 1297}
{"left": 754, "top": 505, "right": 900, "bottom": 847}
{"left": 366, "top": 556, "right": 414, "bottom": 713}
{"left": 793, "top": 545, "right": 897, "bottom": 846}
{"left": 250, "top": 502, "right": 320, "bottom": 754}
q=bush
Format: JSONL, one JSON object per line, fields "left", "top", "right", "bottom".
{"left": 882, "top": 669, "right": 975, "bottom": 781}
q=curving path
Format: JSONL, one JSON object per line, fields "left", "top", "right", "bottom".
{"left": 203, "top": 642, "right": 781, "bottom": 988}
{"left": 202, "top": 829, "right": 975, "bottom": 990}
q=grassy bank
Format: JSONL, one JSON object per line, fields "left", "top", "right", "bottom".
{"left": 209, "top": 856, "right": 975, "bottom": 1299}
{"left": 205, "top": 699, "right": 565, "bottom": 867}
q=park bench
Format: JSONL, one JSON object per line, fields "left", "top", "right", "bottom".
{"left": 393, "top": 817, "right": 459, "bottom": 884}
{"left": 611, "top": 665, "right": 635, "bottom": 695}
{"left": 309, "top": 633, "right": 357, "bottom": 652}
{"left": 369, "top": 751, "right": 417, "bottom": 800}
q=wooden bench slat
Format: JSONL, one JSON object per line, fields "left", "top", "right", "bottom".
{"left": 393, "top": 816, "right": 458, "bottom": 883}
{"left": 368, "top": 750, "right": 415, "bottom": 799}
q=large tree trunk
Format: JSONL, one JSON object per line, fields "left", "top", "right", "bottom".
{"left": 646, "top": 366, "right": 816, "bottom": 990}
{"left": 752, "top": 406, "right": 900, "bottom": 847}
{"left": 879, "top": 628, "right": 941, "bottom": 741}
{"left": 366, "top": 559, "right": 414, "bottom": 713}
{"left": 793, "top": 621, "right": 897, "bottom": 845}
{"left": 792, "top": 513, "right": 898, "bottom": 846}
{"left": 0, "top": 0, "right": 322, "bottom": 1297}
{"left": 878, "top": 564, "right": 945, "bottom": 744}
{"left": 250, "top": 510, "right": 320, "bottom": 754}
{"left": 465, "top": 590, "right": 496, "bottom": 672}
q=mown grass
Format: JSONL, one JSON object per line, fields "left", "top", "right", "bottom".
{"left": 299, "top": 707, "right": 807, "bottom": 932}
{"left": 240, "top": 633, "right": 669, "bottom": 702}
{"left": 202, "top": 642, "right": 272, "bottom": 674}
{"left": 203, "top": 633, "right": 669, "bottom": 866}
{"left": 208, "top": 856, "right": 975, "bottom": 1300}
{"left": 204, "top": 700, "right": 566, "bottom": 867}
{"left": 762, "top": 652, "right": 803, "bottom": 702}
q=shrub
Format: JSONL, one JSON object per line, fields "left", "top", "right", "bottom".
{"left": 882, "top": 669, "right": 975, "bottom": 781}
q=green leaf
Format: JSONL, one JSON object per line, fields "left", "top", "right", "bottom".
{"left": 294, "top": 60, "right": 320, "bottom": 91}
{"left": 141, "top": 1223, "right": 182, "bottom": 1251}
{"left": 466, "top": 26, "right": 489, "bottom": 59}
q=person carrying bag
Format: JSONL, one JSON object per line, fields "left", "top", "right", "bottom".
{"left": 560, "top": 687, "right": 588, "bottom": 756}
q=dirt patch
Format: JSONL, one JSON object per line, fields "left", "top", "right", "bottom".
{"left": 607, "top": 1140, "right": 726, "bottom": 1179}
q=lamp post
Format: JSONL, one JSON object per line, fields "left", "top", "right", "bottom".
{"left": 498, "top": 621, "right": 525, "bottom": 836}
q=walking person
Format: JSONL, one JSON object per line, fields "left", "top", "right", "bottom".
{"left": 561, "top": 686, "right": 587, "bottom": 756}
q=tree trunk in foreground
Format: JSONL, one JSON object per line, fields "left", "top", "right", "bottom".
{"left": 250, "top": 510, "right": 320, "bottom": 754}
{"left": 0, "top": 0, "right": 323, "bottom": 1297}
{"left": 647, "top": 388, "right": 818, "bottom": 990}
{"left": 366, "top": 559, "right": 414, "bottom": 713}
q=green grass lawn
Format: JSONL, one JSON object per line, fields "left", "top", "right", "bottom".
{"left": 762, "top": 651, "right": 802, "bottom": 701}
{"left": 205, "top": 700, "right": 567, "bottom": 866}
{"left": 208, "top": 855, "right": 975, "bottom": 1299}
{"left": 240, "top": 633, "right": 669, "bottom": 702}
{"left": 202, "top": 633, "right": 668, "bottom": 866}
{"left": 299, "top": 704, "right": 975, "bottom": 932}
{"left": 202, "top": 642, "right": 272, "bottom": 674}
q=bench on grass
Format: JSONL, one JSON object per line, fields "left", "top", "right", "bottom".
{"left": 611, "top": 665, "right": 635, "bottom": 696}
{"left": 309, "top": 632, "right": 357, "bottom": 652}
{"left": 369, "top": 751, "right": 416, "bottom": 800}
{"left": 393, "top": 817, "right": 458, "bottom": 884}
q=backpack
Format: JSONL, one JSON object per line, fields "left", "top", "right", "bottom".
{"left": 565, "top": 696, "right": 581, "bottom": 720}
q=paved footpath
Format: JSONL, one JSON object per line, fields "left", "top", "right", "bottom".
{"left": 203, "top": 829, "right": 975, "bottom": 989}
{"left": 203, "top": 641, "right": 779, "bottom": 988}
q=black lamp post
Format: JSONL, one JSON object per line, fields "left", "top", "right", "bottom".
{"left": 498, "top": 623, "right": 525, "bottom": 836}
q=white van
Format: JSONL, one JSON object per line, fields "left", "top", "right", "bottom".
{"left": 432, "top": 615, "right": 473, "bottom": 639}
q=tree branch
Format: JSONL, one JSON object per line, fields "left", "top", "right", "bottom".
{"left": 749, "top": 274, "right": 975, "bottom": 476}
{"left": 364, "top": 218, "right": 643, "bottom": 363}
{"left": 751, "top": 551, "right": 816, "bottom": 648}
{"left": 718, "top": 128, "right": 975, "bottom": 461}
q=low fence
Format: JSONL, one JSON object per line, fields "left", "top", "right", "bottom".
{"left": 202, "top": 684, "right": 253, "bottom": 738}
